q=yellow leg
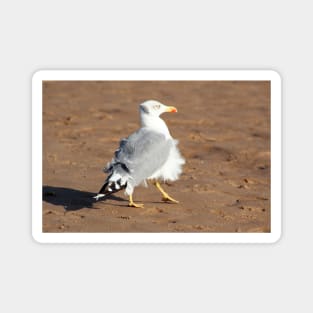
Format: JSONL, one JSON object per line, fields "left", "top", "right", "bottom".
{"left": 128, "top": 194, "right": 144, "bottom": 208}
{"left": 154, "top": 181, "right": 179, "bottom": 203}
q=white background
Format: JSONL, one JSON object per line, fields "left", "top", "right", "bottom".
{"left": 0, "top": 1, "right": 311, "bottom": 312}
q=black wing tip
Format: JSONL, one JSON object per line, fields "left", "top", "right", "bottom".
{"left": 98, "top": 182, "right": 108, "bottom": 195}
{"left": 96, "top": 179, "right": 127, "bottom": 200}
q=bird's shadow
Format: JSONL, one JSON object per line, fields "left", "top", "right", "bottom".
{"left": 43, "top": 185, "right": 126, "bottom": 211}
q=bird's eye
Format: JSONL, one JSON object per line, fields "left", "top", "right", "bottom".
{"left": 154, "top": 104, "right": 161, "bottom": 109}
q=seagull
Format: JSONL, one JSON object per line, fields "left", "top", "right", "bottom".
{"left": 94, "top": 100, "right": 185, "bottom": 208}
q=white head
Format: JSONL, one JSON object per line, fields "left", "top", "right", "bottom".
{"left": 139, "top": 100, "right": 178, "bottom": 137}
{"left": 139, "top": 100, "right": 177, "bottom": 117}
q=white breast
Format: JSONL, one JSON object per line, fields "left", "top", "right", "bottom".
{"left": 140, "top": 114, "right": 172, "bottom": 139}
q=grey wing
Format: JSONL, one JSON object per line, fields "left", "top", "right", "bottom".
{"left": 112, "top": 128, "right": 172, "bottom": 185}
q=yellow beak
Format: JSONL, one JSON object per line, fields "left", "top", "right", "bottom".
{"left": 165, "top": 106, "right": 177, "bottom": 113}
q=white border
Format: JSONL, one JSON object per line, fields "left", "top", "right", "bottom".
{"left": 32, "top": 70, "right": 281, "bottom": 244}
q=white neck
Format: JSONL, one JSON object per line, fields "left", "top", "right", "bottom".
{"left": 140, "top": 113, "right": 172, "bottom": 139}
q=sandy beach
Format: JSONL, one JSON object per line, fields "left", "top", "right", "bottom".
{"left": 42, "top": 80, "right": 270, "bottom": 232}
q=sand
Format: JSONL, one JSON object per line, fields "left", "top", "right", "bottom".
{"left": 42, "top": 80, "right": 270, "bottom": 232}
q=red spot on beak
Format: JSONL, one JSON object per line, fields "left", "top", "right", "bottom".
{"left": 167, "top": 106, "right": 177, "bottom": 113}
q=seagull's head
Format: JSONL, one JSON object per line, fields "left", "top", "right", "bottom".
{"left": 139, "top": 100, "right": 177, "bottom": 117}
